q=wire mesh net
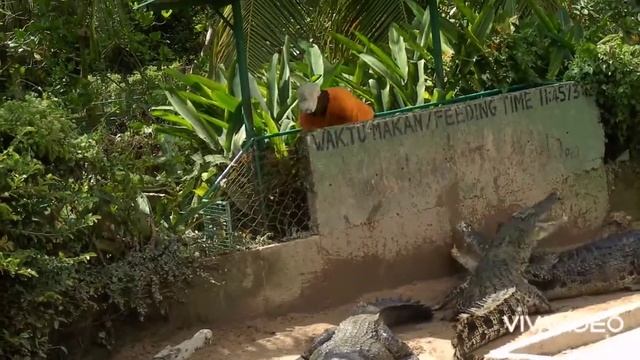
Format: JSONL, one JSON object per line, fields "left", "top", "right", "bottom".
{"left": 201, "top": 134, "right": 316, "bottom": 253}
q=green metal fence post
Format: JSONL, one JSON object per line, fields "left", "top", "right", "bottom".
{"left": 230, "top": 0, "right": 268, "bottom": 231}
{"left": 428, "top": 0, "right": 445, "bottom": 94}
{"left": 230, "top": 0, "right": 255, "bottom": 140}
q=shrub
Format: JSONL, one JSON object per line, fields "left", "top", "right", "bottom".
{"left": 0, "top": 96, "right": 209, "bottom": 359}
{"left": 564, "top": 35, "right": 640, "bottom": 159}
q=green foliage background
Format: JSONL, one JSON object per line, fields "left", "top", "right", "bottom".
{"left": 1, "top": 0, "right": 640, "bottom": 358}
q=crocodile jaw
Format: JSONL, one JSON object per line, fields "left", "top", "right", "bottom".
{"left": 531, "top": 213, "right": 568, "bottom": 242}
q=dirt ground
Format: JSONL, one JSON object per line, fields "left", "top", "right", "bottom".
{"left": 109, "top": 275, "right": 640, "bottom": 360}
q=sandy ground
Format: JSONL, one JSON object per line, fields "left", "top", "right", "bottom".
{"left": 109, "top": 275, "right": 640, "bottom": 360}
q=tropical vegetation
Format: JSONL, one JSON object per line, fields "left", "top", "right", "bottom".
{"left": 1, "top": 0, "right": 639, "bottom": 358}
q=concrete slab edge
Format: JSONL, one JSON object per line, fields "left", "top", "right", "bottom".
{"left": 485, "top": 296, "right": 640, "bottom": 359}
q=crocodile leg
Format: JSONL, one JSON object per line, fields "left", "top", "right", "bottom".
{"left": 525, "top": 250, "right": 559, "bottom": 281}
{"left": 456, "top": 221, "right": 490, "bottom": 255}
{"left": 518, "top": 281, "right": 554, "bottom": 314}
{"left": 451, "top": 245, "right": 480, "bottom": 272}
{"left": 298, "top": 327, "right": 335, "bottom": 359}
{"left": 433, "top": 278, "right": 469, "bottom": 311}
{"left": 378, "top": 323, "right": 419, "bottom": 360}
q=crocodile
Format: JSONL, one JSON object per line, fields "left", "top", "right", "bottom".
{"left": 432, "top": 192, "right": 566, "bottom": 360}
{"left": 453, "top": 217, "right": 640, "bottom": 301}
{"left": 452, "top": 211, "right": 632, "bottom": 274}
{"left": 296, "top": 297, "right": 432, "bottom": 360}
{"left": 434, "top": 192, "right": 565, "bottom": 315}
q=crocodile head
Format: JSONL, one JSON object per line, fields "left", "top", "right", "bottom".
{"left": 505, "top": 192, "right": 562, "bottom": 235}
{"left": 500, "top": 192, "right": 566, "bottom": 265}
{"left": 513, "top": 191, "right": 561, "bottom": 220}
{"left": 530, "top": 212, "right": 568, "bottom": 242}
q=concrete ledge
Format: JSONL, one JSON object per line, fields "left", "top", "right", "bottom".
{"left": 485, "top": 294, "right": 640, "bottom": 359}
{"left": 556, "top": 327, "right": 640, "bottom": 359}
{"left": 168, "top": 209, "right": 454, "bottom": 327}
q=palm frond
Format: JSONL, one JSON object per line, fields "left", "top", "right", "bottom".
{"left": 241, "top": 0, "right": 308, "bottom": 71}
{"left": 208, "top": 0, "right": 428, "bottom": 72}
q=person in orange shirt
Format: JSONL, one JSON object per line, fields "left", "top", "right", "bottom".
{"left": 296, "top": 82, "right": 375, "bottom": 132}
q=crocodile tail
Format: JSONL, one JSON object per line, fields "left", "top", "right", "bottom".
{"left": 452, "top": 288, "right": 526, "bottom": 359}
{"left": 353, "top": 297, "right": 433, "bottom": 326}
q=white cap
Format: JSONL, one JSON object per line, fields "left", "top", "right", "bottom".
{"left": 297, "top": 82, "right": 321, "bottom": 114}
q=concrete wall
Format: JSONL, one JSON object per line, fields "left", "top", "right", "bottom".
{"left": 305, "top": 82, "right": 607, "bottom": 238}
{"left": 169, "top": 82, "right": 609, "bottom": 326}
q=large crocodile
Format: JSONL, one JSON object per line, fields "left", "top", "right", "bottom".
{"left": 453, "top": 216, "right": 640, "bottom": 301}
{"left": 432, "top": 192, "right": 566, "bottom": 360}
{"left": 296, "top": 297, "right": 432, "bottom": 360}
{"left": 434, "top": 192, "right": 565, "bottom": 315}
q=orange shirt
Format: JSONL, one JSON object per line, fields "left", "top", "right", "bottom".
{"left": 299, "top": 87, "right": 374, "bottom": 131}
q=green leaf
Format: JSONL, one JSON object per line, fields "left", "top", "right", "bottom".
{"left": 198, "top": 112, "right": 229, "bottom": 130}
{"left": 0, "top": 203, "right": 19, "bottom": 221}
{"left": 368, "top": 79, "right": 382, "bottom": 112}
{"left": 154, "top": 125, "right": 201, "bottom": 141}
{"left": 165, "top": 90, "right": 220, "bottom": 151}
{"left": 274, "top": 97, "right": 298, "bottom": 126}
{"left": 321, "top": 61, "right": 345, "bottom": 89}
{"left": 381, "top": 79, "right": 391, "bottom": 111}
{"left": 177, "top": 89, "right": 240, "bottom": 113}
{"left": 331, "top": 32, "right": 366, "bottom": 53}
{"left": 353, "top": 57, "right": 366, "bottom": 86}
{"left": 388, "top": 26, "right": 409, "bottom": 82}
{"left": 204, "top": 154, "right": 230, "bottom": 167}
{"left": 150, "top": 108, "right": 193, "bottom": 129}
{"left": 267, "top": 52, "right": 279, "bottom": 118}
{"left": 524, "top": 0, "right": 559, "bottom": 34}
{"left": 403, "top": 0, "right": 426, "bottom": 20}
{"left": 194, "top": 183, "right": 209, "bottom": 197}
{"left": 338, "top": 75, "right": 376, "bottom": 104}
{"left": 547, "top": 47, "right": 566, "bottom": 80}
{"left": 470, "top": 0, "right": 496, "bottom": 43}
{"left": 304, "top": 44, "right": 324, "bottom": 77}
{"left": 184, "top": 74, "right": 228, "bottom": 92}
{"left": 354, "top": 31, "right": 403, "bottom": 80}
{"left": 278, "top": 36, "right": 292, "bottom": 107}
{"left": 415, "top": 59, "right": 426, "bottom": 106}
{"left": 438, "top": 17, "right": 465, "bottom": 48}
{"left": 392, "top": 24, "right": 433, "bottom": 63}
{"left": 433, "top": 88, "right": 446, "bottom": 103}
{"left": 136, "top": 194, "right": 151, "bottom": 215}
{"left": 452, "top": 0, "right": 477, "bottom": 23}
{"left": 149, "top": 31, "right": 161, "bottom": 41}
{"left": 357, "top": 54, "right": 410, "bottom": 107}
{"left": 225, "top": 105, "right": 245, "bottom": 155}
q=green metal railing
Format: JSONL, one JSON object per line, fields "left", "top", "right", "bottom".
{"left": 250, "top": 80, "right": 559, "bottom": 144}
